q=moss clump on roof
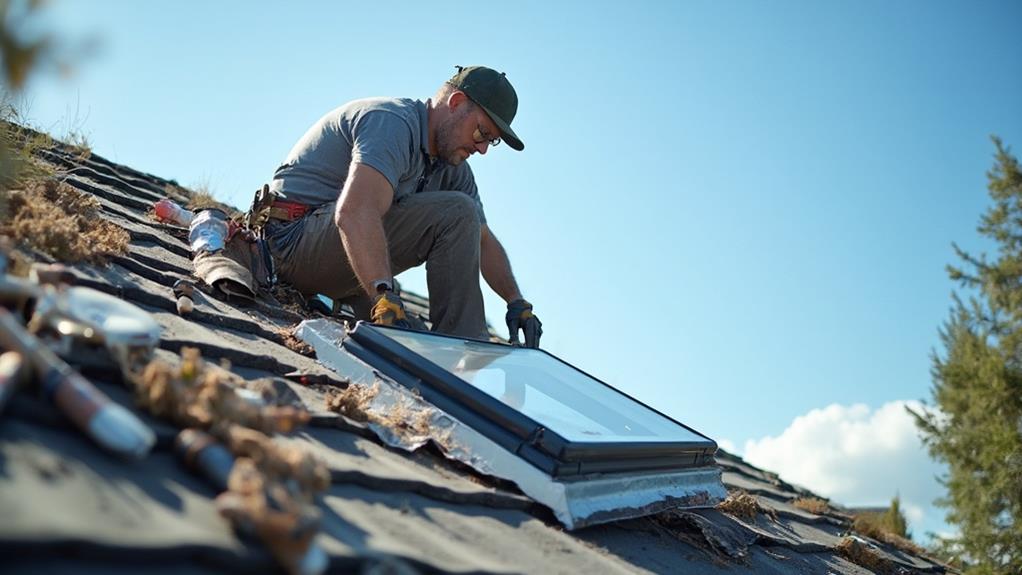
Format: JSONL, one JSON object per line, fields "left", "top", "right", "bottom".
{"left": 2, "top": 179, "right": 129, "bottom": 264}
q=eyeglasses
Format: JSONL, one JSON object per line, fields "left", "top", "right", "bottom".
{"left": 473, "top": 124, "right": 501, "bottom": 147}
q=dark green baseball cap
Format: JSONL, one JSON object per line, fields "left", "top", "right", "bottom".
{"left": 449, "top": 65, "right": 524, "bottom": 151}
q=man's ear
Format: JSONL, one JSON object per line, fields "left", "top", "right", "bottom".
{"left": 447, "top": 90, "right": 469, "bottom": 110}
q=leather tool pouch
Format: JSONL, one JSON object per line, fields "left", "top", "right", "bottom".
{"left": 191, "top": 185, "right": 278, "bottom": 303}
{"left": 191, "top": 228, "right": 261, "bottom": 303}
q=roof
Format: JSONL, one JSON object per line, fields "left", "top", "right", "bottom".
{"left": 1, "top": 130, "right": 954, "bottom": 574}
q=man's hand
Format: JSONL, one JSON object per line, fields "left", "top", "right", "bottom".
{"left": 506, "top": 299, "right": 542, "bottom": 348}
{"left": 371, "top": 291, "right": 412, "bottom": 329}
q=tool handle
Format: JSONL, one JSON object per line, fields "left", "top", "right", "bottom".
{"left": 0, "top": 308, "right": 154, "bottom": 459}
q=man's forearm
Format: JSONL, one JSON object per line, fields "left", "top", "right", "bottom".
{"left": 337, "top": 209, "right": 391, "bottom": 297}
{"left": 480, "top": 230, "right": 523, "bottom": 303}
{"left": 334, "top": 163, "right": 396, "bottom": 297}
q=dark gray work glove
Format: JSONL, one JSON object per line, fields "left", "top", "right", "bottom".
{"left": 506, "top": 299, "right": 542, "bottom": 348}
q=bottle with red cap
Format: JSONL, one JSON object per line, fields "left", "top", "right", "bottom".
{"left": 153, "top": 198, "right": 194, "bottom": 226}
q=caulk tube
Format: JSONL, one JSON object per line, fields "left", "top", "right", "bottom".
{"left": 0, "top": 309, "right": 155, "bottom": 459}
{"left": 175, "top": 429, "right": 328, "bottom": 575}
{"left": 175, "top": 428, "right": 234, "bottom": 491}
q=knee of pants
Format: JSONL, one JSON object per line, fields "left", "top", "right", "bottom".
{"left": 437, "top": 193, "right": 481, "bottom": 233}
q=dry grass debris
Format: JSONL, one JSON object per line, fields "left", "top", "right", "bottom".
{"left": 325, "top": 383, "right": 379, "bottom": 422}
{"left": 136, "top": 347, "right": 310, "bottom": 434}
{"left": 324, "top": 383, "right": 445, "bottom": 448}
{"left": 157, "top": 181, "right": 243, "bottom": 221}
{"left": 167, "top": 179, "right": 243, "bottom": 218}
{"left": 852, "top": 514, "right": 924, "bottom": 555}
{"left": 717, "top": 491, "right": 759, "bottom": 520}
{"left": 186, "top": 188, "right": 223, "bottom": 211}
{"left": 716, "top": 490, "right": 775, "bottom": 521}
{"left": 162, "top": 183, "right": 193, "bottom": 204}
{"left": 275, "top": 325, "right": 314, "bottom": 356}
{"left": 2, "top": 117, "right": 56, "bottom": 188}
{"left": 63, "top": 129, "right": 92, "bottom": 164}
{"left": 269, "top": 282, "right": 314, "bottom": 317}
{"left": 1, "top": 179, "right": 128, "bottom": 264}
{"left": 130, "top": 347, "right": 328, "bottom": 575}
{"left": 0, "top": 240, "right": 34, "bottom": 277}
{"left": 431, "top": 425, "right": 458, "bottom": 453}
{"left": 375, "top": 400, "right": 432, "bottom": 438}
{"left": 836, "top": 537, "right": 897, "bottom": 575}
{"left": 792, "top": 497, "right": 830, "bottom": 515}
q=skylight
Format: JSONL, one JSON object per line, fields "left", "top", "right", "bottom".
{"left": 342, "top": 324, "right": 717, "bottom": 477}
{"left": 297, "top": 319, "right": 727, "bottom": 528}
{"left": 381, "top": 329, "right": 708, "bottom": 443}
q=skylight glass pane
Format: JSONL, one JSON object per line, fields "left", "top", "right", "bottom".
{"left": 380, "top": 329, "right": 707, "bottom": 445}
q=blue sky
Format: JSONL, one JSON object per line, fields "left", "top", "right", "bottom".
{"left": 14, "top": 0, "right": 1022, "bottom": 540}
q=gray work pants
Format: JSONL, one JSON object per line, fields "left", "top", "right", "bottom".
{"left": 267, "top": 192, "right": 487, "bottom": 339}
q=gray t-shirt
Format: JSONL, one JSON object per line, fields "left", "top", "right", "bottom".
{"left": 268, "top": 97, "right": 485, "bottom": 222}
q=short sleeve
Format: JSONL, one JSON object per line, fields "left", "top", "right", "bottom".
{"left": 349, "top": 111, "right": 415, "bottom": 192}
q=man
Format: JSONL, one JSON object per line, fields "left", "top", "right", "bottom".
{"left": 263, "top": 66, "right": 542, "bottom": 348}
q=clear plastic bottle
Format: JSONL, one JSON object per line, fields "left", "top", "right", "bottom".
{"left": 188, "top": 209, "right": 229, "bottom": 254}
{"left": 153, "top": 198, "right": 195, "bottom": 226}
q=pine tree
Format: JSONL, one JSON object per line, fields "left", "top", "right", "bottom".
{"left": 881, "top": 495, "right": 910, "bottom": 539}
{"left": 852, "top": 495, "right": 911, "bottom": 543}
{"left": 914, "top": 138, "right": 1022, "bottom": 574}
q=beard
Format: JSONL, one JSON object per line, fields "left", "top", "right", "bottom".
{"left": 434, "top": 106, "right": 473, "bottom": 166}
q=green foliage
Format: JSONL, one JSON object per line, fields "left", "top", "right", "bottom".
{"left": 854, "top": 496, "right": 910, "bottom": 540}
{"left": 882, "top": 495, "right": 910, "bottom": 539}
{"left": 852, "top": 495, "right": 918, "bottom": 554}
{"left": 0, "top": 0, "right": 52, "bottom": 91}
{"left": 914, "top": 137, "right": 1022, "bottom": 574}
{"left": 2, "top": 108, "right": 55, "bottom": 191}
{"left": 1, "top": 0, "right": 53, "bottom": 190}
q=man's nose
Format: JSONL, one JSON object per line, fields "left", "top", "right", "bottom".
{"left": 474, "top": 141, "right": 489, "bottom": 155}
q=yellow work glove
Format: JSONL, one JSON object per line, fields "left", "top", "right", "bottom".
{"left": 371, "top": 290, "right": 411, "bottom": 329}
{"left": 506, "top": 299, "right": 542, "bottom": 349}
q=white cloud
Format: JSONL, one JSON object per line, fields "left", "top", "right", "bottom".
{"left": 717, "top": 438, "right": 737, "bottom": 453}
{"left": 742, "top": 400, "right": 947, "bottom": 537}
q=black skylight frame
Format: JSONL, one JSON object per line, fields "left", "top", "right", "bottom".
{"left": 343, "top": 323, "right": 717, "bottom": 478}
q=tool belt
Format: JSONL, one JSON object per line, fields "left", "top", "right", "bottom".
{"left": 267, "top": 200, "right": 310, "bottom": 222}
{"left": 223, "top": 183, "right": 292, "bottom": 293}
{"left": 243, "top": 184, "right": 311, "bottom": 229}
